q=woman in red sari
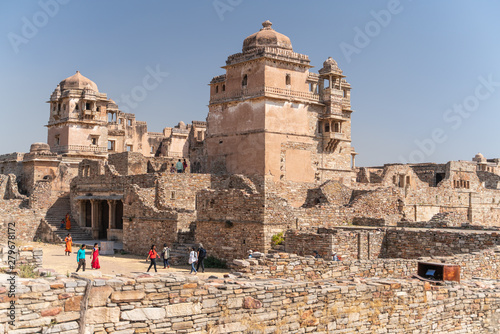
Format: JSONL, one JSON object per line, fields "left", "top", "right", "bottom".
{"left": 91, "top": 243, "right": 100, "bottom": 269}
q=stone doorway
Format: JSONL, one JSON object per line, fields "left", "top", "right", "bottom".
{"left": 77, "top": 197, "right": 124, "bottom": 241}
{"left": 99, "top": 201, "right": 109, "bottom": 239}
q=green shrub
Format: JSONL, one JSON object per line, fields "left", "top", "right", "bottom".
{"left": 204, "top": 255, "right": 227, "bottom": 269}
{"left": 271, "top": 232, "right": 284, "bottom": 246}
{"left": 18, "top": 264, "right": 38, "bottom": 278}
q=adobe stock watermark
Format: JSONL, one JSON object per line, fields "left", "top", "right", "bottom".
{"left": 399, "top": 74, "right": 500, "bottom": 164}
{"left": 7, "top": 0, "right": 71, "bottom": 54}
{"left": 339, "top": 0, "right": 406, "bottom": 63}
{"left": 114, "top": 65, "right": 169, "bottom": 114}
{"left": 213, "top": 0, "right": 243, "bottom": 21}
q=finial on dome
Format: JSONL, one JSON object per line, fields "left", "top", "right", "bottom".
{"left": 76, "top": 70, "right": 80, "bottom": 73}
{"left": 262, "top": 20, "right": 273, "bottom": 29}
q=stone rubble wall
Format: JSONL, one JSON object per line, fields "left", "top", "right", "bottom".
{"left": 0, "top": 175, "right": 26, "bottom": 201}
{"left": 286, "top": 187, "right": 404, "bottom": 228}
{"left": 353, "top": 162, "right": 500, "bottom": 227}
{"left": 0, "top": 199, "right": 44, "bottom": 244}
{"left": 155, "top": 174, "right": 212, "bottom": 213}
{"left": 232, "top": 248, "right": 500, "bottom": 282}
{"left": 284, "top": 226, "right": 500, "bottom": 260}
{"left": 0, "top": 245, "right": 42, "bottom": 268}
{"left": 28, "top": 180, "right": 53, "bottom": 210}
{"left": 285, "top": 228, "right": 386, "bottom": 261}
{"left": 196, "top": 189, "right": 265, "bottom": 223}
{"left": 196, "top": 221, "right": 266, "bottom": 261}
{"left": 1, "top": 272, "right": 499, "bottom": 333}
{"left": 385, "top": 229, "right": 500, "bottom": 258}
{"left": 122, "top": 185, "right": 178, "bottom": 256}
{"left": 108, "top": 152, "right": 147, "bottom": 176}
{"left": 123, "top": 219, "right": 177, "bottom": 257}
{"left": 0, "top": 153, "right": 24, "bottom": 178}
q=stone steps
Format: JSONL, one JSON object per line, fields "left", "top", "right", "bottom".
{"left": 43, "top": 193, "right": 92, "bottom": 242}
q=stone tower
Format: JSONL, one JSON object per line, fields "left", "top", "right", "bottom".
{"left": 47, "top": 71, "right": 109, "bottom": 159}
{"left": 206, "top": 21, "right": 357, "bottom": 184}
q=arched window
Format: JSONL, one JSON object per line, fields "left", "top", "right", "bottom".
{"left": 215, "top": 86, "right": 219, "bottom": 94}
{"left": 286, "top": 74, "right": 291, "bottom": 86}
{"left": 222, "top": 84, "right": 225, "bottom": 91}
{"left": 242, "top": 74, "right": 247, "bottom": 87}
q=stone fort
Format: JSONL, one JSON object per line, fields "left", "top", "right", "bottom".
{"left": 0, "top": 21, "right": 500, "bottom": 333}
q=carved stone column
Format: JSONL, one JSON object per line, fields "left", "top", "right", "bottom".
{"left": 79, "top": 201, "right": 85, "bottom": 228}
{"left": 107, "top": 200, "right": 116, "bottom": 230}
{"left": 90, "top": 199, "right": 99, "bottom": 239}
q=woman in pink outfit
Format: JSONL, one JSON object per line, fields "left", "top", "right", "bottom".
{"left": 91, "top": 243, "right": 100, "bottom": 269}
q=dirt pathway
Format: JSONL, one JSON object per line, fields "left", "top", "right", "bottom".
{"left": 31, "top": 242, "right": 229, "bottom": 278}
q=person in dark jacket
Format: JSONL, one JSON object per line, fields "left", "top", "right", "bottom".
{"left": 197, "top": 243, "right": 206, "bottom": 273}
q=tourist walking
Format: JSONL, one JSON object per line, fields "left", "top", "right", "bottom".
{"left": 76, "top": 244, "right": 86, "bottom": 272}
{"left": 189, "top": 247, "right": 198, "bottom": 274}
{"left": 161, "top": 243, "right": 171, "bottom": 269}
{"left": 60, "top": 219, "right": 65, "bottom": 229}
{"left": 175, "top": 159, "right": 184, "bottom": 173}
{"left": 182, "top": 159, "right": 188, "bottom": 173}
{"left": 64, "top": 233, "right": 72, "bottom": 256}
{"left": 332, "top": 251, "right": 340, "bottom": 261}
{"left": 91, "top": 243, "right": 100, "bottom": 269}
{"left": 146, "top": 245, "right": 158, "bottom": 272}
{"left": 169, "top": 163, "right": 176, "bottom": 173}
{"left": 65, "top": 212, "right": 71, "bottom": 230}
{"left": 196, "top": 243, "right": 206, "bottom": 273}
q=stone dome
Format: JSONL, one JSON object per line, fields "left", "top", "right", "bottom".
{"left": 29, "top": 142, "right": 51, "bottom": 154}
{"left": 473, "top": 153, "right": 486, "bottom": 162}
{"left": 59, "top": 71, "right": 99, "bottom": 92}
{"left": 323, "top": 57, "right": 339, "bottom": 68}
{"left": 319, "top": 57, "right": 343, "bottom": 75}
{"left": 242, "top": 20, "right": 293, "bottom": 52}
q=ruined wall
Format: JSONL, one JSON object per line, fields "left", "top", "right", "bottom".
{"left": 28, "top": 180, "right": 53, "bottom": 210}
{"left": 232, "top": 248, "right": 500, "bottom": 282}
{"left": 477, "top": 170, "right": 500, "bottom": 189}
{"left": 122, "top": 184, "right": 178, "bottom": 255}
{"left": 0, "top": 200, "right": 43, "bottom": 244}
{"left": 352, "top": 162, "right": 500, "bottom": 227}
{"left": 108, "top": 152, "right": 147, "bottom": 176}
{"left": 285, "top": 228, "right": 386, "bottom": 261}
{"left": 196, "top": 189, "right": 265, "bottom": 223}
{"left": 1, "top": 272, "right": 499, "bottom": 333}
{"left": 123, "top": 219, "right": 177, "bottom": 256}
{"left": 196, "top": 221, "right": 266, "bottom": 261}
{"left": 155, "top": 174, "right": 211, "bottom": 211}
{"left": 284, "top": 227, "right": 500, "bottom": 263}
{"left": 0, "top": 153, "right": 24, "bottom": 183}
{"left": 385, "top": 229, "right": 500, "bottom": 258}
{"left": 146, "top": 156, "right": 177, "bottom": 173}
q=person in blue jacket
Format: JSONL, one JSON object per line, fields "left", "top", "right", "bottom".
{"left": 76, "top": 244, "right": 86, "bottom": 272}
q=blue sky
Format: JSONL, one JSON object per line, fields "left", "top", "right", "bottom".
{"left": 1, "top": 0, "right": 499, "bottom": 166}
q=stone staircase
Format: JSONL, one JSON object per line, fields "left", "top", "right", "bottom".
{"left": 43, "top": 193, "right": 92, "bottom": 242}
{"left": 168, "top": 224, "right": 198, "bottom": 265}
